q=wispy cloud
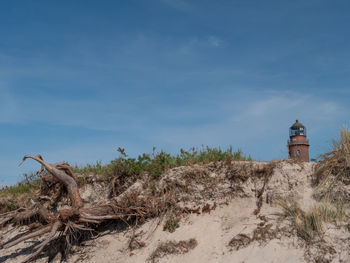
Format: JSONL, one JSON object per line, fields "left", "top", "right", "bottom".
{"left": 177, "top": 35, "right": 225, "bottom": 56}
{"left": 233, "top": 93, "right": 342, "bottom": 123}
{"left": 144, "top": 90, "right": 348, "bottom": 160}
{"left": 208, "top": 36, "right": 224, "bottom": 48}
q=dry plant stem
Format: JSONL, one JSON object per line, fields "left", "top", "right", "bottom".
{"left": 4, "top": 205, "right": 42, "bottom": 225}
{"left": 111, "top": 177, "right": 118, "bottom": 198}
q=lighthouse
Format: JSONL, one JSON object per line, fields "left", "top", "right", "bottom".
{"left": 287, "top": 120, "right": 310, "bottom": 162}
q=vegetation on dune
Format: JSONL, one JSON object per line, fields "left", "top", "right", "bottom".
{"left": 163, "top": 217, "right": 180, "bottom": 233}
{"left": 75, "top": 146, "right": 251, "bottom": 180}
{"left": 149, "top": 238, "right": 198, "bottom": 263}
{"left": 280, "top": 200, "right": 347, "bottom": 241}
{"left": 0, "top": 146, "right": 250, "bottom": 212}
{"left": 1, "top": 181, "right": 37, "bottom": 195}
{"left": 313, "top": 127, "right": 350, "bottom": 188}
{"left": 0, "top": 178, "right": 40, "bottom": 213}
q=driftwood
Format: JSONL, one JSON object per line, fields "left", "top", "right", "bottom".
{"left": 0, "top": 155, "right": 150, "bottom": 262}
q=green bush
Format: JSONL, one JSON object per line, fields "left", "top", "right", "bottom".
{"left": 75, "top": 146, "right": 251, "bottom": 179}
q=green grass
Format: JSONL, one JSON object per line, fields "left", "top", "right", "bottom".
{"left": 75, "top": 146, "right": 251, "bottom": 179}
{"left": 317, "top": 201, "right": 347, "bottom": 224}
{"left": 0, "top": 181, "right": 38, "bottom": 196}
{"left": 0, "top": 180, "right": 40, "bottom": 213}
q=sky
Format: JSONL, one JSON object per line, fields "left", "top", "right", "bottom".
{"left": 1, "top": 0, "right": 349, "bottom": 186}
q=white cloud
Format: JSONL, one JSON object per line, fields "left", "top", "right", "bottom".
{"left": 208, "top": 36, "right": 223, "bottom": 48}
{"left": 176, "top": 35, "right": 225, "bottom": 56}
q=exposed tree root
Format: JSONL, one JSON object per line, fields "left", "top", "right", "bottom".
{"left": 24, "top": 221, "right": 62, "bottom": 263}
{"left": 0, "top": 155, "right": 154, "bottom": 262}
{"left": 2, "top": 224, "right": 52, "bottom": 249}
{"left": 19, "top": 155, "right": 83, "bottom": 209}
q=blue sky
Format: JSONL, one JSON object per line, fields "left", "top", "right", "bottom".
{"left": 1, "top": 0, "right": 349, "bottom": 186}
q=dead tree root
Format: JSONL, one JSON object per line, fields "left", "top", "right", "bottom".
{"left": 0, "top": 155, "right": 153, "bottom": 262}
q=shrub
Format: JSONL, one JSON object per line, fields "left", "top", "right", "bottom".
{"left": 163, "top": 218, "right": 180, "bottom": 233}
{"left": 75, "top": 146, "right": 251, "bottom": 180}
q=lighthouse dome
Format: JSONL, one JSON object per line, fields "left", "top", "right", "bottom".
{"left": 289, "top": 120, "right": 306, "bottom": 136}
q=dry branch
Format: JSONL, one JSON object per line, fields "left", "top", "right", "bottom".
{"left": 2, "top": 224, "right": 52, "bottom": 249}
{"left": 19, "top": 155, "right": 83, "bottom": 209}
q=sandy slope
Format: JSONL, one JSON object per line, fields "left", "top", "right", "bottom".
{"left": 1, "top": 160, "right": 350, "bottom": 263}
{"left": 70, "top": 161, "right": 312, "bottom": 263}
{"left": 70, "top": 198, "right": 303, "bottom": 263}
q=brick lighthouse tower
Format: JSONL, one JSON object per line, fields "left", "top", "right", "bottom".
{"left": 288, "top": 120, "right": 310, "bottom": 162}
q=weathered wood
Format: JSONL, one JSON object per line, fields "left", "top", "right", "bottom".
{"left": 2, "top": 224, "right": 52, "bottom": 249}
{"left": 0, "top": 154, "right": 150, "bottom": 261}
{"left": 19, "top": 155, "right": 83, "bottom": 208}
{"left": 24, "top": 221, "right": 62, "bottom": 263}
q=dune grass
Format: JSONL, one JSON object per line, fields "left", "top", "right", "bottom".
{"left": 75, "top": 146, "right": 251, "bottom": 180}
{"left": 280, "top": 200, "right": 347, "bottom": 241}
{"left": 313, "top": 127, "right": 350, "bottom": 187}
{"left": 0, "top": 180, "right": 40, "bottom": 212}
{"left": 280, "top": 200, "right": 322, "bottom": 241}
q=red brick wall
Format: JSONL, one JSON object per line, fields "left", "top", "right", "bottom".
{"left": 288, "top": 144, "right": 309, "bottom": 162}
{"left": 289, "top": 135, "right": 308, "bottom": 144}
